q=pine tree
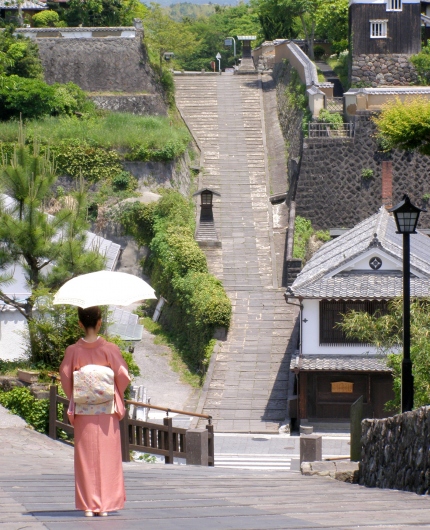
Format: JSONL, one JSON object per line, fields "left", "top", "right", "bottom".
{"left": 0, "top": 125, "right": 104, "bottom": 362}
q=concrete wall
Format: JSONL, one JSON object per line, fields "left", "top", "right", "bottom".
{"left": 360, "top": 406, "right": 430, "bottom": 494}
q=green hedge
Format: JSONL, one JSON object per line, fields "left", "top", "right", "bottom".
{"left": 118, "top": 191, "right": 232, "bottom": 375}
{"left": 0, "top": 77, "right": 95, "bottom": 120}
{"left": 0, "top": 387, "right": 49, "bottom": 433}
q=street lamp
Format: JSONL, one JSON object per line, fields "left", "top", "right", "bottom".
{"left": 389, "top": 194, "right": 426, "bottom": 413}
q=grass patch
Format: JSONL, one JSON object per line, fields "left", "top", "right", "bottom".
{"left": 142, "top": 317, "right": 204, "bottom": 388}
{"left": 0, "top": 113, "right": 191, "bottom": 159}
{"left": 327, "top": 52, "right": 350, "bottom": 91}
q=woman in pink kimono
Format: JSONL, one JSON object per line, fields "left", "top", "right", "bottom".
{"left": 60, "top": 306, "right": 131, "bottom": 517}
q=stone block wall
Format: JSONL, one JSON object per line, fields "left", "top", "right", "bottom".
{"left": 36, "top": 30, "right": 162, "bottom": 94}
{"left": 360, "top": 407, "right": 430, "bottom": 495}
{"left": 273, "top": 61, "right": 304, "bottom": 200}
{"left": 295, "top": 113, "right": 430, "bottom": 230}
{"left": 90, "top": 95, "right": 167, "bottom": 116}
{"left": 351, "top": 54, "right": 418, "bottom": 87}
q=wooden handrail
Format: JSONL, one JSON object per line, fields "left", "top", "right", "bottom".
{"left": 48, "top": 375, "right": 212, "bottom": 424}
{"left": 125, "top": 399, "right": 212, "bottom": 424}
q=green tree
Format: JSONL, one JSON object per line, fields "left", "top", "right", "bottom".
{"left": 143, "top": 3, "right": 198, "bottom": 68}
{"left": 0, "top": 26, "right": 43, "bottom": 79}
{"left": 339, "top": 298, "right": 430, "bottom": 410}
{"left": 0, "top": 125, "right": 105, "bottom": 362}
{"left": 177, "top": 4, "right": 261, "bottom": 71}
{"left": 315, "top": 0, "right": 348, "bottom": 50}
{"left": 373, "top": 97, "right": 430, "bottom": 155}
{"left": 32, "top": 9, "right": 61, "bottom": 27}
{"left": 410, "top": 41, "right": 430, "bottom": 85}
{"left": 251, "top": 0, "right": 299, "bottom": 41}
{"left": 64, "top": 0, "right": 136, "bottom": 27}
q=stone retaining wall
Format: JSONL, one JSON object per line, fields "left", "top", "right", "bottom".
{"left": 351, "top": 54, "right": 418, "bottom": 87}
{"left": 295, "top": 113, "right": 430, "bottom": 229}
{"left": 90, "top": 95, "right": 167, "bottom": 116}
{"left": 273, "top": 61, "right": 303, "bottom": 201}
{"left": 360, "top": 407, "right": 430, "bottom": 495}
{"left": 35, "top": 29, "right": 162, "bottom": 94}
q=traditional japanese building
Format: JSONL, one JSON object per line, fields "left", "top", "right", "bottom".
{"left": 349, "top": 0, "right": 421, "bottom": 86}
{"left": 286, "top": 206, "right": 430, "bottom": 424}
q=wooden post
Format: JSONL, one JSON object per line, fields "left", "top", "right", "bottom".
{"left": 206, "top": 424, "right": 214, "bottom": 467}
{"left": 120, "top": 409, "right": 130, "bottom": 463}
{"left": 186, "top": 429, "right": 209, "bottom": 466}
{"left": 49, "top": 385, "right": 58, "bottom": 440}
{"left": 164, "top": 417, "right": 174, "bottom": 464}
{"left": 350, "top": 395, "right": 364, "bottom": 462}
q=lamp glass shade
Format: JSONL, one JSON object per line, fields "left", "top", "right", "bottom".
{"left": 394, "top": 210, "right": 419, "bottom": 233}
{"left": 388, "top": 195, "right": 424, "bottom": 234}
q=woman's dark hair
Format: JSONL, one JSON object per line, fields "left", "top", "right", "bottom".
{"left": 78, "top": 306, "right": 102, "bottom": 330}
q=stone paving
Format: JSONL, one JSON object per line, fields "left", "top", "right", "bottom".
{"left": 2, "top": 411, "right": 430, "bottom": 529}
{"left": 175, "top": 74, "right": 298, "bottom": 433}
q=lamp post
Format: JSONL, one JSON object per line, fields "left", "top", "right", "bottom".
{"left": 389, "top": 194, "right": 425, "bottom": 413}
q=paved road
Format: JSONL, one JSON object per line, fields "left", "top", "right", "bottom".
{"left": 1, "top": 412, "right": 430, "bottom": 529}
{"left": 175, "top": 74, "right": 298, "bottom": 433}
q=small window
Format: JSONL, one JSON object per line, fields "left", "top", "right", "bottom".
{"left": 387, "top": 0, "right": 401, "bottom": 11}
{"left": 370, "top": 20, "right": 388, "bottom": 38}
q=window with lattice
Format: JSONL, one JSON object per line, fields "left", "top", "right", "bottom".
{"left": 370, "top": 20, "right": 388, "bottom": 38}
{"left": 319, "top": 299, "right": 389, "bottom": 345}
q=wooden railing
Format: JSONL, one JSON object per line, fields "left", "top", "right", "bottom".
{"left": 48, "top": 385, "right": 214, "bottom": 466}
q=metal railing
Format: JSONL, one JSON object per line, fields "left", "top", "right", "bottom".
{"left": 308, "top": 122, "right": 354, "bottom": 138}
{"left": 325, "top": 97, "right": 343, "bottom": 113}
{"left": 48, "top": 385, "right": 214, "bottom": 466}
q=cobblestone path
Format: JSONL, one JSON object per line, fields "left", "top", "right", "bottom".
{"left": 175, "top": 74, "right": 298, "bottom": 433}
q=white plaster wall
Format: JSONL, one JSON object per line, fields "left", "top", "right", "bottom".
{"left": 0, "top": 312, "right": 27, "bottom": 360}
{"left": 302, "top": 299, "right": 379, "bottom": 355}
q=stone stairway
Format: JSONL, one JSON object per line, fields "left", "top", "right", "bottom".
{"left": 175, "top": 74, "right": 299, "bottom": 433}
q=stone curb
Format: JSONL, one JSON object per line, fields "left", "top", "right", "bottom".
{"left": 301, "top": 460, "right": 360, "bottom": 483}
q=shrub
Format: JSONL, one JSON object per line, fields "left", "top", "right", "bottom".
{"left": 0, "top": 76, "right": 56, "bottom": 120}
{"left": 0, "top": 77, "right": 95, "bottom": 120}
{"left": 0, "top": 387, "right": 49, "bottom": 433}
{"left": 410, "top": 41, "right": 430, "bottom": 85}
{"left": 318, "top": 108, "right": 344, "bottom": 129}
{"left": 118, "top": 190, "right": 232, "bottom": 373}
{"left": 32, "top": 10, "right": 60, "bottom": 27}
{"left": 112, "top": 171, "right": 136, "bottom": 191}
{"left": 52, "top": 141, "right": 123, "bottom": 181}
{"left": 361, "top": 168, "right": 374, "bottom": 179}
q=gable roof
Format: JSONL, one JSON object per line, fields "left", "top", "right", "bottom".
{"left": 288, "top": 207, "right": 430, "bottom": 299}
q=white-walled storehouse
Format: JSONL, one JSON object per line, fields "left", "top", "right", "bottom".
{"left": 286, "top": 206, "right": 430, "bottom": 422}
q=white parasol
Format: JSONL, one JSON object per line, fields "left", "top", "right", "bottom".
{"left": 52, "top": 271, "right": 157, "bottom": 308}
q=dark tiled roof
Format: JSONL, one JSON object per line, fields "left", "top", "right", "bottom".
{"left": 292, "top": 355, "right": 391, "bottom": 372}
{"left": 0, "top": 0, "right": 46, "bottom": 9}
{"left": 289, "top": 207, "right": 430, "bottom": 299}
{"left": 292, "top": 272, "right": 430, "bottom": 298}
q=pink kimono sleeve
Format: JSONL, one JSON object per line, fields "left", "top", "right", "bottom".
{"left": 59, "top": 346, "right": 75, "bottom": 400}
{"left": 59, "top": 346, "right": 76, "bottom": 425}
{"left": 109, "top": 345, "right": 131, "bottom": 420}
